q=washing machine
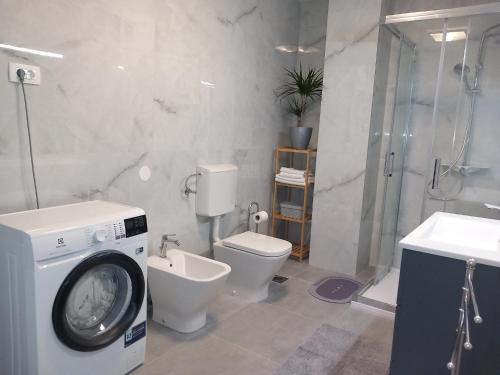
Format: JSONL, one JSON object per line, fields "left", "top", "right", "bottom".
{"left": 0, "top": 200, "right": 148, "bottom": 375}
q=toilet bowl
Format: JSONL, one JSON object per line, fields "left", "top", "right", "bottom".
{"left": 148, "top": 249, "right": 231, "bottom": 333}
{"left": 214, "top": 231, "right": 291, "bottom": 302}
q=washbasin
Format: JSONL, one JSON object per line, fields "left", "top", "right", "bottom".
{"left": 400, "top": 212, "right": 500, "bottom": 266}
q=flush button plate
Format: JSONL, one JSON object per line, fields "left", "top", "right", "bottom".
{"left": 9, "top": 62, "right": 41, "bottom": 85}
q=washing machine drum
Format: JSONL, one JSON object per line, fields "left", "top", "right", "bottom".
{"left": 52, "top": 250, "right": 145, "bottom": 352}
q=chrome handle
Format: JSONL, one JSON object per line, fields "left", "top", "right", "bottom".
{"left": 463, "top": 289, "right": 472, "bottom": 350}
{"left": 384, "top": 152, "right": 395, "bottom": 177}
{"left": 447, "top": 259, "right": 482, "bottom": 374}
{"left": 447, "top": 309, "right": 465, "bottom": 372}
{"left": 466, "top": 260, "right": 483, "bottom": 324}
{"left": 431, "top": 158, "right": 441, "bottom": 189}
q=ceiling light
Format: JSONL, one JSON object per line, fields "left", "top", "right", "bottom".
{"left": 200, "top": 80, "right": 215, "bottom": 88}
{"left": 0, "top": 43, "right": 63, "bottom": 59}
{"left": 298, "top": 46, "right": 321, "bottom": 54}
{"left": 430, "top": 31, "right": 467, "bottom": 42}
{"left": 275, "top": 45, "right": 298, "bottom": 53}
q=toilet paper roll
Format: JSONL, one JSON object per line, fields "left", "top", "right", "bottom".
{"left": 252, "top": 211, "right": 269, "bottom": 224}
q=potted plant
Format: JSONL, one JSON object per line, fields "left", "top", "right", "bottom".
{"left": 275, "top": 65, "right": 323, "bottom": 149}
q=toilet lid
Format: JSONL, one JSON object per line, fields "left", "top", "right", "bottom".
{"left": 222, "top": 231, "right": 292, "bottom": 257}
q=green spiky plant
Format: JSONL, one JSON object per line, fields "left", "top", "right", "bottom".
{"left": 275, "top": 65, "right": 324, "bottom": 126}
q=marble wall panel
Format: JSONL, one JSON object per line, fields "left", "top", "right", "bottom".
{"left": 310, "top": 0, "right": 384, "bottom": 276}
{"left": 0, "top": 0, "right": 301, "bottom": 255}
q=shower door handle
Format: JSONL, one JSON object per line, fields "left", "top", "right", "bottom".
{"left": 384, "top": 152, "right": 395, "bottom": 177}
{"left": 431, "top": 158, "right": 442, "bottom": 189}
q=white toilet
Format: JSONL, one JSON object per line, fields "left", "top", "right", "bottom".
{"left": 196, "top": 164, "right": 292, "bottom": 303}
{"left": 148, "top": 249, "right": 231, "bottom": 333}
{"left": 214, "top": 232, "right": 291, "bottom": 302}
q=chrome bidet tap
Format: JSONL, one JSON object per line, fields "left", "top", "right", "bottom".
{"left": 159, "top": 234, "right": 181, "bottom": 264}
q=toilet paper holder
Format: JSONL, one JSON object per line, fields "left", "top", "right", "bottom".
{"left": 248, "top": 202, "right": 260, "bottom": 233}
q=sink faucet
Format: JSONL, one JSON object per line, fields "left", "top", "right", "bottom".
{"left": 160, "top": 234, "right": 181, "bottom": 259}
{"left": 485, "top": 203, "right": 500, "bottom": 211}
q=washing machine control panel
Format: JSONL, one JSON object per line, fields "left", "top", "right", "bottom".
{"left": 85, "top": 215, "right": 148, "bottom": 246}
{"left": 33, "top": 214, "right": 148, "bottom": 261}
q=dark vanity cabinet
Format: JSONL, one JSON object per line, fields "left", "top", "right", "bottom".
{"left": 389, "top": 249, "right": 500, "bottom": 375}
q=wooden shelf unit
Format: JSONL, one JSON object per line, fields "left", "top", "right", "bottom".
{"left": 275, "top": 181, "right": 314, "bottom": 189}
{"left": 272, "top": 212, "right": 312, "bottom": 224}
{"left": 271, "top": 147, "right": 316, "bottom": 262}
{"left": 291, "top": 243, "right": 310, "bottom": 260}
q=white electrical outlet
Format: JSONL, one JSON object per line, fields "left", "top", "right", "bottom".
{"left": 9, "top": 62, "right": 41, "bottom": 85}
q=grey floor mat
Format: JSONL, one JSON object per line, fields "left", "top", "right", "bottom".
{"left": 275, "top": 324, "right": 390, "bottom": 375}
{"left": 309, "top": 277, "right": 362, "bottom": 303}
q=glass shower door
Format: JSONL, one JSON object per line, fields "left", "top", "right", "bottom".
{"left": 375, "top": 40, "right": 415, "bottom": 283}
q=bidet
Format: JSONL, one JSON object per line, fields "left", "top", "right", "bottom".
{"left": 148, "top": 249, "right": 230, "bottom": 333}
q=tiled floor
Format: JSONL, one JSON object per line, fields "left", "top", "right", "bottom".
{"left": 132, "top": 260, "right": 394, "bottom": 375}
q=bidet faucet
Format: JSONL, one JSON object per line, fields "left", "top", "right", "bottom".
{"left": 160, "top": 234, "right": 181, "bottom": 258}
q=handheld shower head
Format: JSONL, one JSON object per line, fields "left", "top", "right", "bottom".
{"left": 453, "top": 63, "right": 473, "bottom": 92}
{"left": 453, "top": 63, "right": 470, "bottom": 76}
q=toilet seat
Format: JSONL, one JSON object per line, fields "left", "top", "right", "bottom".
{"left": 222, "top": 231, "right": 292, "bottom": 257}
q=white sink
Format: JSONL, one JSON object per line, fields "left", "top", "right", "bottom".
{"left": 400, "top": 212, "right": 500, "bottom": 266}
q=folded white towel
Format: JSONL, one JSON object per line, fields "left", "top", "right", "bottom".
{"left": 276, "top": 176, "right": 306, "bottom": 186}
{"left": 275, "top": 175, "right": 314, "bottom": 184}
{"left": 280, "top": 167, "right": 306, "bottom": 176}
{"left": 278, "top": 172, "right": 306, "bottom": 180}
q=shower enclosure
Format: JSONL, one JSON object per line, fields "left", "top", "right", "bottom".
{"left": 364, "top": 4, "right": 500, "bottom": 306}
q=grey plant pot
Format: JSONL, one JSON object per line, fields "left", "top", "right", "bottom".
{"left": 290, "top": 126, "right": 313, "bottom": 149}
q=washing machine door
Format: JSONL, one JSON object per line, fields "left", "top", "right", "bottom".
{"left": 52, "top": 250, "right": 145, "bottom": 352}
